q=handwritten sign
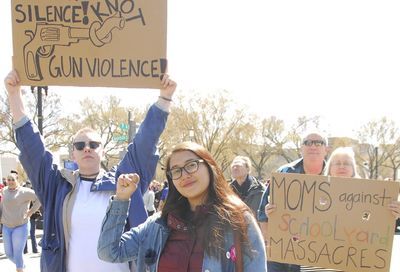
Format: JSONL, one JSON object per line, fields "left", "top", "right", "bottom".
{"left": 11, "top": 0, "right": 167, "bottom": 89}
{"left": 268, "top": 173, "right": 400, "bottom": 272}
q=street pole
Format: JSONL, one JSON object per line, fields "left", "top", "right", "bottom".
{"left": 31, "top": 86, "right": 48, "bottom": 135}
{"left": 128, "top": 110, "right": 136, "bottom": 143}
{"left": 374, "top": 146, "right": 378, "bottom": 179}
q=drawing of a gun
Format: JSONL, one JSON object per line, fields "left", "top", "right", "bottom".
{"left": 24, "top": 14, "right": 125, "bottom": 81}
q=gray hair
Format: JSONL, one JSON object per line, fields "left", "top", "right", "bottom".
{"left": 232, "top": 155, "right": 252, "bottom": 172}
{"left": 324, "top": 147, "right": 360, "bottom": 177}
{"left": 302, "top": 131, "right": 329, "bottom": 146}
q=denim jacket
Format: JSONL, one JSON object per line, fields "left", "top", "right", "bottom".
{"left": 15, "top": 103, "right": 168, "bottom": 272}
{"left": 98, "top": 200, "right": 267, "bottom": 272}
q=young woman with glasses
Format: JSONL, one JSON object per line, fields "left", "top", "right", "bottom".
{"left": 98, "top": 142, "right": 267, "bottom": 272}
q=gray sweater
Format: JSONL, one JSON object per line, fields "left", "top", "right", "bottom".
{"left": 0, "top": 186, "right": 41, "bottom": 228}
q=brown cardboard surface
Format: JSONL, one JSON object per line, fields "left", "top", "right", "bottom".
{"left": 11, "top": 0, "right": 167, "bottom": 89}
{"left": 268, "top": 173, "right": 400, "bottom": 272}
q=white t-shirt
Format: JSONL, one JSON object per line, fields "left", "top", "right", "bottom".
{"left": 67, "top": 180, "right": 129, "bottom": 272}
{"left": 143, "top": 189, "right": 155, "bottom": 212}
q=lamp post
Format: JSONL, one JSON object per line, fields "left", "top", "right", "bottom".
{"left": 374, "top": 146, "right": 378, "bottom": 179}
{"left": 362, "top": 161, "right": 369, "bottom": 179}
{"left": 31, "top": 86, "right": 48, "bottom": 135}
{"left": 128, "top": 110, "right": 137, "bottom": 143}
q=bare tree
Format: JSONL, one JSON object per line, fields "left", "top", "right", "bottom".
{"left": 0, "top": 89, "right": 64, "bottom": 155}
{"left": 355, "top": 117, "right": 398, "bottom": 179}
{"left": 157, "top": 91, "right": 245, "bottom": 173}
{"left": 275, "top": 116, "right": 321, "bottom": 163}
{"left": 233, "top": 116, "right": 284, "bottom": 180}
{"left": 382, "top": 139, "right": 400, "bottom": 180}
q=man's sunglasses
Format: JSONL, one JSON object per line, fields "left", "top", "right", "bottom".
{"left": 303, "top": 140, "right": 326, "bottom": 147}
{"left": 73, "top": 141, "right": 101, "bottom": 151}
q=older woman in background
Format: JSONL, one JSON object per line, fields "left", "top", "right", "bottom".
{"left": 324, "top": 147, "right": 360, "bottom": 178}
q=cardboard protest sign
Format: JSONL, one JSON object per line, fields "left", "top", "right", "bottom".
{"left": 11, "top": 0, "right": 167, "bottom": 89}
{"left": 268, "top": 173, "right": 400, "bottom": 272}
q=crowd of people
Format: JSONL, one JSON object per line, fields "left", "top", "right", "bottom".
{"left": 2, "top": 68, "right": 400, "bottom": 272}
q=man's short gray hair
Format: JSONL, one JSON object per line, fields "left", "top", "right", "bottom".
{"left": 232, "top": 155, "right": 252, "bottom": 172}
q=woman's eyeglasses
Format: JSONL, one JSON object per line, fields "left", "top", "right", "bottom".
{"left": 332, "top": 161, "right": 352, "bottom": 167}
{"left": 168, "top": 159, "right": 204, "bottom": 180}
{"left": 73, "top": 141, "right": 101, "bottom": 151}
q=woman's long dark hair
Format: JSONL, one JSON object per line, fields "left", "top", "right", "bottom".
{"left": 161, "top": 142, "right": 251, "bottom": 256}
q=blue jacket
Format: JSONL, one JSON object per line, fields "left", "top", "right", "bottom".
{"left": 98, "top": 200, "right": 267, "bottom": 272}
{"left": 15, "top": 103, "right": 168, "bottom": 272}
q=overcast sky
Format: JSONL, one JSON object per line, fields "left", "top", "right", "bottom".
{"left": 2, "top": 0, "right": 400, "bottom": 139}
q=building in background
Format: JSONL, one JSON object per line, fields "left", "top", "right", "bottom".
{"left": 0, "top": 155, "right": 18, "bottom": 179}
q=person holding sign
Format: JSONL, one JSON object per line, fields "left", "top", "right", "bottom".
{"left": 297, "top": 147, "right": 359, "bottom": 272}
{"left": 324, "top": 147, "right": 360, "bottom": 178}
{"left": 97, "top": 142, "right": 267, "bottom": 272}
{"left": 300, "top": 147, "right": 400, "bottom": 272}
{"left": 263, "top": 146, "right": 400, "bottom": 272}
{"left": 4, "top": 69, "right": 176, "bottom": 272}
{"left": 325, "top": 147, "right": 400, "bottom": 221}
{"left": 258, "top": 131, "right": 329, "bottom": 272}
